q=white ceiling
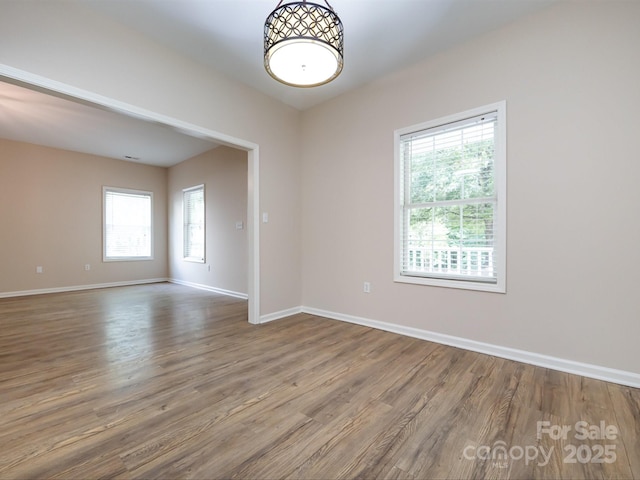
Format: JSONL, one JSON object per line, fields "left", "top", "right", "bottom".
{"left": 0, "top": 0, "right": 555, "bottom": 166}
{"left": 0, "top": 81, "right": 217, "bottom": 167}
{"left": 83, "top": 0, "right": 556, "bottom": 111}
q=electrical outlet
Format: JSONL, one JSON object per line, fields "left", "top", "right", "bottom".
{"left": 363, "top": 281, "right": 371, "bottom": 293}
{"left": 84, "top": 264, "right": 91, "bottom": 271}
{"left": 36, "top": 266, "right": 43, "bottom": 274}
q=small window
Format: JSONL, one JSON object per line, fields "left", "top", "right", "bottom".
{"left": 394, "top": 101, "right": 506, "bottom": 292}
{"left": 103, "top": 187, "right": 153, "bottom": 261}
{"left": 183, "top": 184, "right": 205, "bottom": 262}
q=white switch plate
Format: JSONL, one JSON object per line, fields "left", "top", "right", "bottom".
{"left": 36, "top": 266, "right": 43, "bottom": 274}
{"left": 236, "top": 221, "right": 244, "bottom": 230}
{"left": 262, "top": 212, "right": 269, "bottom": 223}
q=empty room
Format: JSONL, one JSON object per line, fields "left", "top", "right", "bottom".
{"left": 0, "top": 1, "right": 638, "bottom": 479}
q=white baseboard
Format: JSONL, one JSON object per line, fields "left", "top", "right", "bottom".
{"left": 299, "top": 306, "right": 640, "bottom": 389}
{"left": 168, "top": 278, "right": 248, "bottom": 300}
{"left": 259, "top": 306, "right": 303, "bottom": 324}
{"left": 0, "top": 278, "right": 169, "bottom": 298}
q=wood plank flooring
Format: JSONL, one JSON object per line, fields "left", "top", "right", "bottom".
{"left": 0, "top": 283, "right": 638, "bottom": 479}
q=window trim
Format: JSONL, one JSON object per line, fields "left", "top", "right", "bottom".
{"left": 103, "top": 186, "right": 154, "bottom": 262}
{"left": 183, "top": 184, "right": 206, "bottom": 263}
{"left": 393, "top": 101, "right": 506, "bottom": 293}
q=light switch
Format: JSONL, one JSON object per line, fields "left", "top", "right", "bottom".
{"left": 262, "top": 212, "right": 269, "bottom": 223}
{"left": 236, "top": 221, "right": 244, "bottom": 230}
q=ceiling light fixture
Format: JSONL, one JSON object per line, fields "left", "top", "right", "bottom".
{"left": 264, "top": 0, "right": 344, "bottom": 88}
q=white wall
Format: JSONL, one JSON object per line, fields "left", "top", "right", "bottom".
{"left": 168, "top": 147, "right": 248, "bottom": 296}
{"left": 300, "top": 1, "right": 640, "bottom": 374}
{"left": 0, "top": 1, "right": 301, "bottom": 315}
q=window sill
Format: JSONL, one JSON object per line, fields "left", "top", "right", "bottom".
{"left": 103, "top": 257, "right": 154, "bottom": 262}
{"left": 183, "top": 257, "right": 205, "bottom": 264}
{"left": 394, "top": 274, "right": 505, "bottom": 293}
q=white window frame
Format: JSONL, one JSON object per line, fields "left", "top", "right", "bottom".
{"left": 103, "top": 186, "right": 154, "bottom": 262}
{"left": 394, "top": 101, "right": 506, "bottom": 293}
{"left": 183, "top": 184, "right": 205, "bottom": 263}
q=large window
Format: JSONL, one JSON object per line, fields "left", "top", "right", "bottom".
{"left": 183, "top": 184, "right": 205, "bottom": 262}
{"left": 394, "top": 101, "right": 506, "bottom": 292}
{"left": 103, "top": 187, "right": 153, "bottom": 261}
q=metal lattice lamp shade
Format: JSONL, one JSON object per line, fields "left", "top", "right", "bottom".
{"left": 264, "top": 1, "right": 344, "bottom": 88}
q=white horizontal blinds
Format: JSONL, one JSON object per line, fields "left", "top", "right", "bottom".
{"left": 104, "top": 189, "right": 152, "bottom": 259}
{"left": 183, "top": 185, "right": 205, "bottom": 261}
{"left": 400, "top": 112, "right": 498, "bottom": 283}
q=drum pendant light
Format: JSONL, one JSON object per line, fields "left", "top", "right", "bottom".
{"left": 264, "top": 1, "right": 344, "bottom": 88}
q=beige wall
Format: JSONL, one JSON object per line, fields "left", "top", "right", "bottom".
{"left": 0, "top": 138, "right": 168, "bottom": 293}
{"left": 300, "top": 1, "right": 640, "bottom": 374}
{"left": 0, "top": 0, "right": 301, "bottom": 315}
{"left": 168, "top": 146, "right": 248, "bottom": 295}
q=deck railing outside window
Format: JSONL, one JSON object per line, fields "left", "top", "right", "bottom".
{"left": 406, "top": 245, "right": 494, "bottom": 278}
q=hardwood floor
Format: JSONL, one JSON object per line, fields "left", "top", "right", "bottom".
{"left": 0, "top": 283, "right": 638, "bottom": 479}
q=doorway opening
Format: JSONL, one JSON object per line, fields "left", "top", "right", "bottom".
{"left": 0, "top": 64, "right": 260, "bottom": 324}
